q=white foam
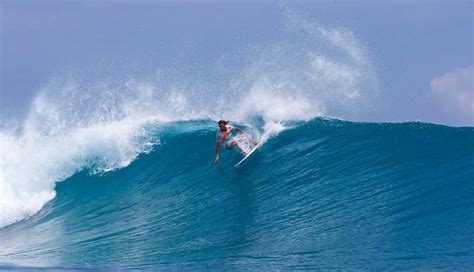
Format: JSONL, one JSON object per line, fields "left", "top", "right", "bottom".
{"left": 0, "top": 10, "right": 378, "bottom": 227}
{"left": 0, "top": 109, "right": 159, "bottom": 227}
{"left": 232, "top": 79, "right": 318, "bottom": 123}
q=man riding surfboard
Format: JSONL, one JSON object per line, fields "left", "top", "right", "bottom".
{"left": 214, "top": 120, "right": 256, "bottom": 164}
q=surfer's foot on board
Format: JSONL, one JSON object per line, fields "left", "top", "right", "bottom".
{"left": 235, "top": 144, "right": 248, "bottom": 157}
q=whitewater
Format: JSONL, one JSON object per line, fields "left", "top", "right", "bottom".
{"left": 1, "top": 11, "right": 473, "bottom": 270}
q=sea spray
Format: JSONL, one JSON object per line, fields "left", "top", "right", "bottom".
{"left": 0, "top": 10, "right": 377, "bottom": 227}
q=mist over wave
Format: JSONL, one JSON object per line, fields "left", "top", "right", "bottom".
{"left": 0, "top": 11, "right": 378, "bottom": 228}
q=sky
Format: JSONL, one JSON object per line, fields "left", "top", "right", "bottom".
{"left": 1, "top": 0, "right": 473, "bottom": 127}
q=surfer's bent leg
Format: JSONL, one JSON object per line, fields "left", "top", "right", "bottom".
{"left": 231, "top": 140, "right": 248, "bottom": 156}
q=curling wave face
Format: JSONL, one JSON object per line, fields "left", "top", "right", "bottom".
{"left": 0, "top": 14, "right": 378, "bottom": 228}
{"left": 0, "top": 119, "right": 473, "bottom": 269}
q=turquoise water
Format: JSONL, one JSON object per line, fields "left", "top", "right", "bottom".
{"left": 0, "top": 118, "right": 473, "bottom": 269}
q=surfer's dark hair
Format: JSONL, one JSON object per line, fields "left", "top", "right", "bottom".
{"left": 217, "top": 120, "right": 228, "bottom": 125}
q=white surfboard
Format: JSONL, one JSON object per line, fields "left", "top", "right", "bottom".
{"left": 234, "top": 130, "right": 272, "bottom": 167}
{"left": 234, "top": 142, "right": 261, "bottom": 167}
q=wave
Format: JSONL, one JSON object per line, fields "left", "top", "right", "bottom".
{"left": 0, "top": 12, "right": 379, "bottom": 227}
{"left": 1, "top": 8, "right": 472, "bottom": 269}
{"left": 0, "top": 118, "right": 473, "bottom": 269}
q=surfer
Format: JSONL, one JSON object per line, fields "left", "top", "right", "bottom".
{"left": 214, "top": 120, "right": 256, "bottom": 164}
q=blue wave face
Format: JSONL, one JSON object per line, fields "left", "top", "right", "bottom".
{"left": 0, "top": 119, "right": 473, "bottom": 270}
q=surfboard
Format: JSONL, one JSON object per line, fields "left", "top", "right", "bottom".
{"left": 234, "top": 142, "right": 261, "bottom": 167}
{"left": 234, "top": 130, "right": 272, "bottom": 167}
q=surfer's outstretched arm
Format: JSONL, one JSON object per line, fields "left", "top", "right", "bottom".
{"left": 214, "top": 142, "right": 220, "bottom": 164}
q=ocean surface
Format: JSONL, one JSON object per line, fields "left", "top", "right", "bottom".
{"left": 1, "top": 118, "right": 473, "bottom": 270}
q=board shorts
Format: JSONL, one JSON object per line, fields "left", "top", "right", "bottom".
{"left": 223, "top": 134, "right": 237, "bottom": 150}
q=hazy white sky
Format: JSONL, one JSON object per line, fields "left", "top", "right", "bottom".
{"left": 1, "top": 0, "right": 473, "bottom": 126}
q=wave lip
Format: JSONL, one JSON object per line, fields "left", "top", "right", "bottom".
{"left": 0, "top": 116, "right": 160, "bottom": 228}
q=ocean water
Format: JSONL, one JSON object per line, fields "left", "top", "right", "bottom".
{"left": 1, "top": 118, "right": 473, "bottom": 270}
{"left": 1, "top": 8, "right": 473, "bottom": 269}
